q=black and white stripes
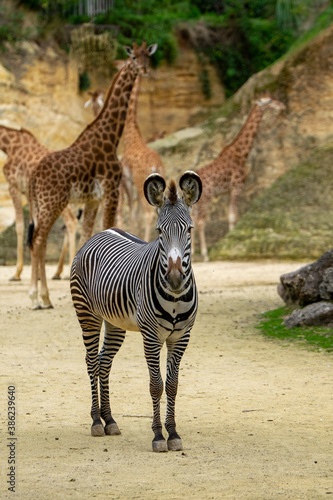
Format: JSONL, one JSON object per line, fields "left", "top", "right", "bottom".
{"left": 70, "top": 171, "right": 202, "bottom": 452}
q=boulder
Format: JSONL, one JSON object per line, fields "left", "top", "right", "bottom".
{"left": 278, "top": 250, "right": 333, "bottom": 306}
{"left": 283, "top": 301, "right": 333, "bottom": 327}
{"left": 278, "top": 249, "right": 333, "bottom": 327}
{"left": 319, "top": 267, "right": 333, "bottom": 300}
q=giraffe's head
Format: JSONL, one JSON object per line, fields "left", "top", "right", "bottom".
{"left": 256, "top": 94, "right": 286, "bottom": 113}
{"left": 84, "top": 89, "right": 104, "bottom": 116}
{"left": 125, "top": 41, "right": 158, "bottom": 75}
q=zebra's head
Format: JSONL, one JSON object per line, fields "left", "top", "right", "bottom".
{"left": 144, "top": 171, "right": 202, "bottom": 293}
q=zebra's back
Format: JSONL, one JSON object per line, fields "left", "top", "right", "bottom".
{"left": 70, "top": 228, "right": 157, "bottom": 332}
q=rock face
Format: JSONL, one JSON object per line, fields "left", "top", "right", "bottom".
{"left": 137, "top": 47, "right": 225, "bottom": 139}
{"left": 278, "top": 250, "right": 333, "bottom": 327}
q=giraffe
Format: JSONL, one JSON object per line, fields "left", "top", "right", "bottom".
{"left": 28, "top": 41, "right": 158, "bottom": 309}
{"left": 120, "top": 73, "right": 165, "bottom": 241}
{"left": 0, "top": 124, "right": 77, "bottom": 281}
{"left": 193, "top": 95, "right": 286, "bottom": 261}
{"left": 84, "top": 89, "right": 104, "bottom": 117}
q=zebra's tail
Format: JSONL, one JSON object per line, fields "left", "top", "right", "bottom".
{"left": 27, "top": 222, "right": 35, "bottom": 250}
{"left": 27, "top": 177, "right": 38, "bottom": 250}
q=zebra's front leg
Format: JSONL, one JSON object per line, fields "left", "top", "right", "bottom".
{"left": 165, "top": 332, "right": 190, "bottom": 451}
{"left": 99, "top": 323, "right": 126, "bottom": 436}
{"left": 143, "top": 338, "right": 167, "bottom": 452}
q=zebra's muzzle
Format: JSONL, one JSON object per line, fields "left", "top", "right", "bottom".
{"left": 165, "top": 255, "right": 185, "bottom": 292}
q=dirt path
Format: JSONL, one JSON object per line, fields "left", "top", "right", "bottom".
{"left": 1, "top": 261, "right": 332, "bottom": 499}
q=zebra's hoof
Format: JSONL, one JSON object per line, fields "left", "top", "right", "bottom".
{"left": 51, "top": 275, "right": 61, "bottom": 280}
{"left": 105, "top": 422, "right": 121, "bottom": 435}
{"left": 91, "top": 423, "right": 105, "bottom": 437}
{"left": 152, "top": 438, "right": 168, "bottom": 453}
{"left": 167, "top": 437, "right": 183, "bottom": 451}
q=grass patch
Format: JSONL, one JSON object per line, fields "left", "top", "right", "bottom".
{"left": 257, "top": 306, "right": 333, "bottom": 352}
{"left": 210, "top": 147, "right": 333, "bottom": 260}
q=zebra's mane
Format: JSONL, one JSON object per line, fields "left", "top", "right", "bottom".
{"left": 167, "top": 180, "right": 178, "bottom": 205}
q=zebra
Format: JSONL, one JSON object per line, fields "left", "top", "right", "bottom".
{"left": 70, "top": 171, "right": 202, "bottom": 452}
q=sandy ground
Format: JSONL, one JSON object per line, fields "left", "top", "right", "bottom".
{"left": 0, "top": 260, "right": 332, "bottom": 500}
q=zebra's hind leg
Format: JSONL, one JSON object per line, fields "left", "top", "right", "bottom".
{"left": 99, "top": 322, "right": 126, "bottom": 436}
{"left": 165, "top": 332, "right": 190, "bottom": 451}
{"left": 81, "top": 320, "right": 105, "bottom": 437}
{"left": 143, "top": 338, "right": 167, "bottom": 452}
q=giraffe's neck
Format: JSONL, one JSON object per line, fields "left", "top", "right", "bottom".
{"left": 226, "top": 104, "right": 264, "bottom": 159}
{"left": 74, "top": 60, "right": 139, "bottom": 150}
{"left": 0, "top": 126, "right": 20, "bottom": 155}
{"left": 0, "top": 126, "right": 43, "bottom": 156}
{"left": 124, "top": 74, "right": 144, "bottom": 146}
{"left": 126, "top": 74, "right": 141, "bottom": 123}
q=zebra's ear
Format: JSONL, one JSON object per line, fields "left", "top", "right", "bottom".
{"left": 147, "top": 43, "right": 158, "bottom": 56}
{"left": 124, "top": 46, "right": 133, "bottom": 57}
{"left": 144, "top": 173, "right": 166, "bottom": 207}
{"left": 179, "top": 171, "right": 202, "bottom": 207}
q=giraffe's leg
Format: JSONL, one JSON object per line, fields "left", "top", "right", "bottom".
{"left": 52, "top": 206, "right": 77, "bottom": 280}
{"left": 116, "top": 183, "right": 125, "bottom": 228}
{"left": 8, "top": 185, "right": 24, "bottom": 281}
{"left": 117, "top": 169, "right": 132, "bottom": 229}
{"left": 165, "top": 331, "right": 190, "bottom": 451}
{"left": 196, "top": 218, "right": 209, "bottom": 262}
{"left": 78, "top": 201, "right": 99, "bottom": 248}
{"left": 52, "top": 231, "right": 68, "bottom": 280}
{"left": 129, "top": 193, "right": 139, "bottom": 235}
{"left": 29, "top": 236, "right": 40, "bottom": 309}
{"left": 38, "top": 238, "right": 53, "bottom": 309}
{"left": 143, "top": 206, "right": 155, "bottom": 242}
{"left": 228, "top": 191, "right": 239, "bottom": 231}
{"left": 67, "top": 207, "right": 78, "bottom": 265}
{"left": 142, "top": 336, "right": 167, "bottom": 452}
{"left": 29, "top": 205, "right": 63, "bottom": 309}
{"left": 103, "top": 187, "right": 120, "bottom": 230}
{"left": 29, "top": 228, "right": 53, "bottom": 309}
{"left": 99, "top": 322, "right": 126, "bottom": 436}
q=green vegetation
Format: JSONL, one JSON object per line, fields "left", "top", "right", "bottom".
{"left": 284, "top": 3, "right": 333, "bottom": 55}
{"left": 210, "top": 147, "right": 333, "bottom": 261}
{"left": 0, "top": 8, "right": 31, "bottom": 44}
{"left": 1, "top": 1, "right": 331, "bottom": 96}
{"left": 95, "top": 1, "right": 198, "bottom": 65}
{"left": 258, "top": 306, "right": 333, "bottom": 352}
